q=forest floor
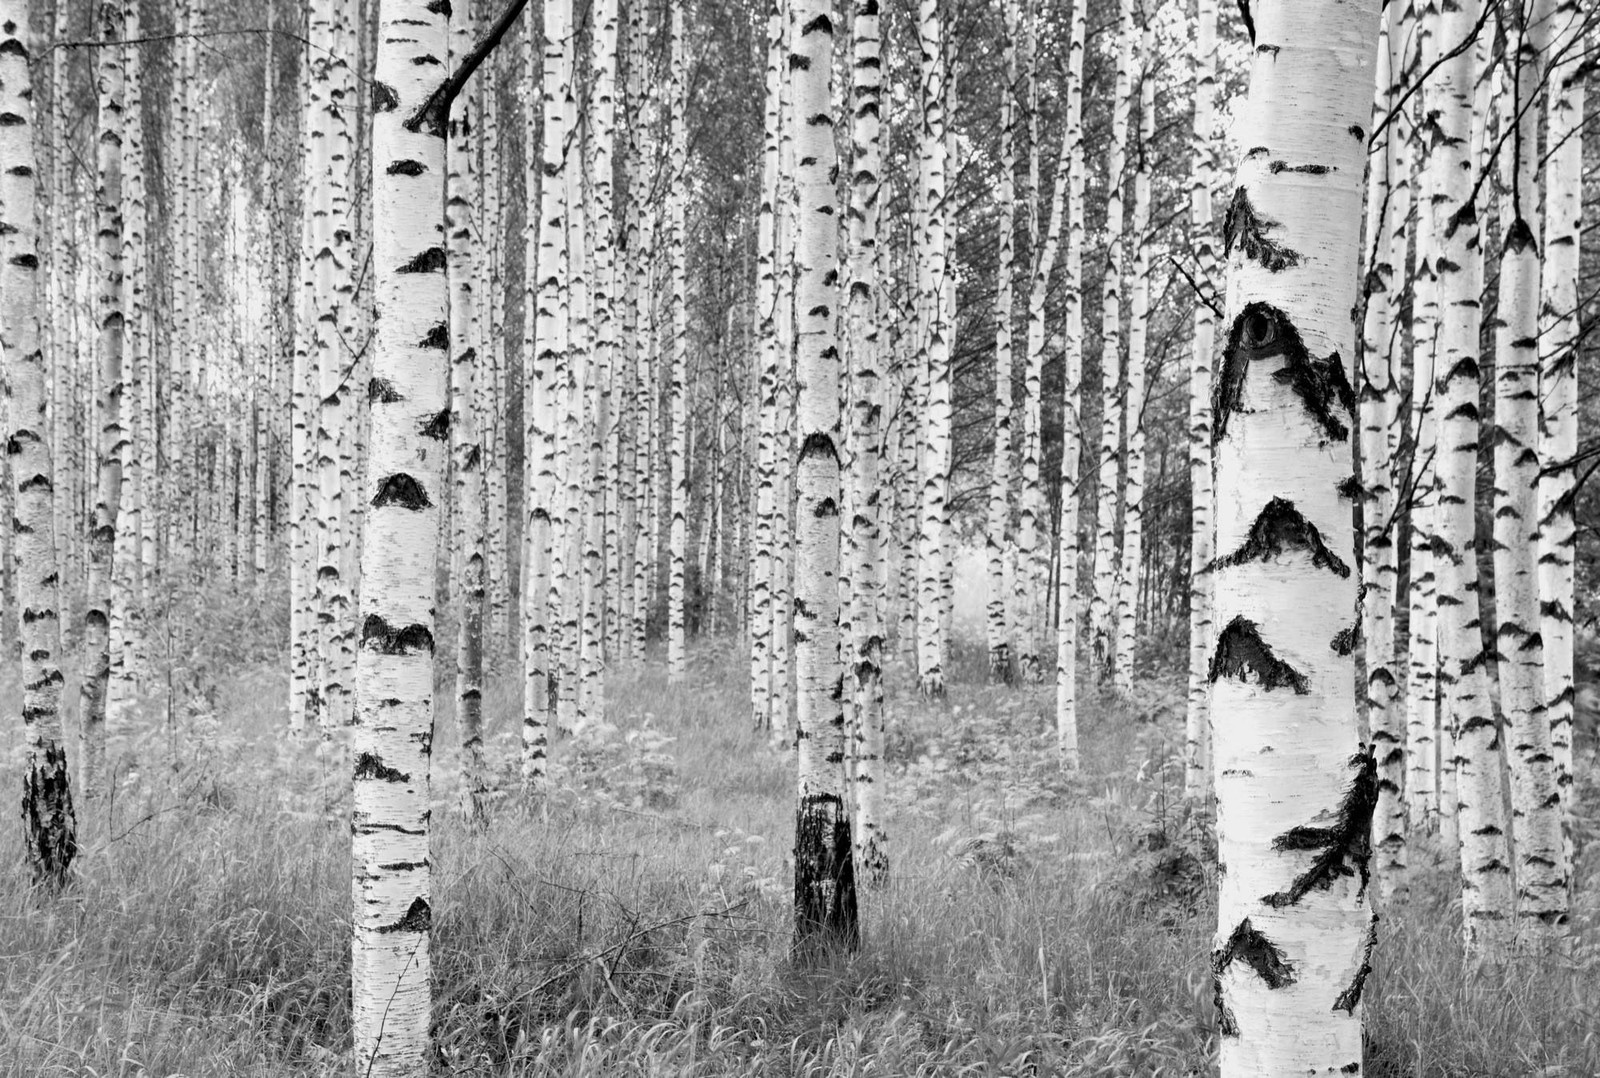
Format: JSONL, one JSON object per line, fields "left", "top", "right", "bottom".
{"left": 1, "top": 630, "right": 1598, "bottom": 1077}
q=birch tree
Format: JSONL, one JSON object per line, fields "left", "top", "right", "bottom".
{"left": 1359, "top": 0, "right": 1410, "bottom": 899}
{"left": 1091, "top": 0, "right": 1132, "bottom": 680}
{"left": 790, "top": 0, "right": 856, "bottom": 953}
{"left": 847, "top": 0, "right": 888, "bottom": 885}
{"left": 1184, "top": 0, "right": 1217, "bottom": 800}
{"left": 1493, "top": 0, "right": 1567, "bottom": 944}
{"left": 1208, "top": 0, "right": 1378, "bottom": 1070}
{"left": 3, "top": 0, "right": 76, "bottom": 888}
{"left": 1055, "top": 0, "right": 1086, "bottom": 772}
{"left": 80, "top": 0, "right": 127, "bottom": 803}
{"left": 986, "top": 0, "right": 1020, "bottom": 685}
{"left": 667, "top": 0, "right": 689, "bottom": 685}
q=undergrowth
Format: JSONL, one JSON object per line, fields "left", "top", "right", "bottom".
{"left": 0, "top": 619, "right": 1595, "bottom": 1076}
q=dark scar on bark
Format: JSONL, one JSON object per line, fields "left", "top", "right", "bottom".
{"left": 1262, "top": 750, "right": 1377, "bottom": 908}
{"left": 362, "top": 614, "right": 436, "bottom": 655}
{"left": 1215, "top": 301, "right": 1354, "bottom": 443}
{"left": 373, "top": 473, "right": 433, "bottom": 509}
{"left": 792, "top": 792, "right": 860, "bottom": 955}
{"left": 1334, "top": 913, "right": 1378, "bottom": 1014}
{"left": 1337, "top": 475, "right": 1363, "bottom": 501}
{"left": 1237, "top": 0, "right": 1255, "bottom": 44}
{"left": 1209, "top": 616, "right": 1309, "bottom": 694}
{"left": 1223, "top": 187, "right": 1301, "bottom": 272}
{"left": 376, "top": 895, "right": 431, "bottom": 933}
{"left": 369, "top": 377, "right": 404, "bottom": 403}
{"left": 1211, "top": 917, "right": 1294, "bottom": 1038}
{"left": 353, "top": 751, "right": 410, "bottom": 783}
{"left": 1332, "top": 624, "right": 1360, "bottom": 655}
{"left": 1209, "top": 496, "right": 1351, "bottom": 577}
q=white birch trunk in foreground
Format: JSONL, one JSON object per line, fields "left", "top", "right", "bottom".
{"left": 1359, "top": 2, "right": 1409, "bottom": 901}
{"left": 790, "top": 0, "right": 856, "bottom": 953}
{"left": 3, "top": 0, "right": 77, "bottom": 888}
{"left": 352, "top": 1, "right": 449, "bottom": 1068}
{"left": 1538, "top": 0, "right": 1583, "bottom": 877}
{"left": 847, "top": 0, "right": 888, "bottom": 887}
{"left": 1209, "top": 1, "right": 1377, "bottom": 1070}
{"left": 1494, "top": 0, "right": 1567, "bottom": 945}
{"left": 1055, "top": 0, "right": 1086, "bottom": 771}
{"left": 1184, "top": 0, "right": 1217, "bottom": 800}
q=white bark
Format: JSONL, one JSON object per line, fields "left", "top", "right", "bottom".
{"left": 1359, "top": 1, "right": 1410, "bottom": 901}
{"left": 3, "top": 0, "right": 76, "bottom": 888}
{"left": 987, "top": 0, "right": 1019, "bottom": 685}
{"left": 1209, "top": 1, "right": 1378, "bottom": 1071}
{"left": 1055, "top": 0, "right": 1086, "bottom": 772}
{"left": 790, "top": 0, "right": 856, "bottom": 951}
{"left": 351, "top": 1, "right": 451, "bottom": 1070}
{"left": 1185, "top": 0, "right": 1217, "bottom": 800}
{"left": 1091, "top": 0, "right": 1132, "bottom": 681}
{"left": 1538, "top": 0, "right": 1583, "bottom": 883}
{"left": 667, "top": 0, "right": 689, "bottom": 685}
{"left": 1494, "top": 0, "right": 1567, "bottom": 943}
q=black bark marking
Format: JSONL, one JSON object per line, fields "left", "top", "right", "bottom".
{"left": 373, "top": 82, "right": 399, "bottom": 113}
{"left": 427, "top": 0, "right": 452, "bottom": 14}
{"left": 420, "top": 322, "right": 449, "bottom": 349}
{"left": 1209, "top": 616, "right": 1309, "bottom": 694}
{"left": 798, "top": 430, "right": 840, "bottom": 465}
{"left": 1331, "top": 624, "right": 1360, "bottom": 656}
{"left": 1213, "top": 920, "right": 1296, "bottom": 1023}
{"left": 398, "top": 246, "right": 447, "bottom": 274}
{"left": 354, "top": 751, "right": 410, "bottom": 783}
{"left": 1223, "top": 187, "right": 1301, "bottom": 272}
{"left": 1348, "top": 124, "right": 1366, "bottom": 141}
{"left": 368, "top": 377, "right": 404, "bottom": 403}
{"left": 361, "top": 614, "right": 436, "bottom": 655}
{"left": 376, "top": 896, "right": 432, "bottom": 933}
{"left": 1213, "top": 972, "right": 1238, "bottom": 1037}
{"left": 1504, "top": 216, "right": 1537, "bottom": 256}
{"left": 1214, "top": 300, "right": 1356, "bottom": 443}
{"left": 1337, "top": 474, "right": 1363, "bottom": 501}
{"left": 1263, "top": 750, "right": 1378, "bottom": 908}
{"left": 792, "top": 792, "right": 860, "bottom": 956}
{"left": 800, "top": 14, "right": 833, "bottom": 34}
{"left": 21, "top": 742, "right": 76, "bottom": 888}
{"left": 1333, "top": 914, "right": 1378, "bottom": 1013}
{"left": 1268, "top": 161, "right": 1332, "bottom": 175}
{"left": 372, "top": 473, "right": 433, "bottom": 510}
{"left": 1237, "top": 0, "right": 1255, "bottom": 43}
{"left": 387, "top": 159, "right": 426, "bottom": 176}
{"left": 1209, "top": 496, "right": 1351, "bottom": 577}
{"left": 420, "top": 409, "right": 451, "bottom": 441}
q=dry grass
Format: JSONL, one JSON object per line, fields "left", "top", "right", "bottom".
{"left": 0, "top": 631, "right": 1594, "bottom": 1076}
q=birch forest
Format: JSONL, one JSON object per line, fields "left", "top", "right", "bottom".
{"left": 3, "top": 0, "right": 1600, "bottom": 1074}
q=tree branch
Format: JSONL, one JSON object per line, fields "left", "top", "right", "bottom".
{"left": 405, "top": 0, "right": 532, "bottom": 138}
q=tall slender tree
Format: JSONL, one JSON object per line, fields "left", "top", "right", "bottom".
{"left": 1207, "top": 0, "right": 1379, "bottom": 1070}
{"left": 986, "top": 0, "right": 1019, "bottom": 685}
{"left": 3, "top": 0, "right": 76, "bottom": 888}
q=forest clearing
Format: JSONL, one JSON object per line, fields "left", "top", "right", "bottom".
{"left": 2, "top": 0, "right": 1598, "bottom": 1074}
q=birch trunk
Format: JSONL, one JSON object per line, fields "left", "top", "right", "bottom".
{"left": 1494, "top": 0, "right": 1567, "bottom": 944}
{"left": 1423, "top": 0, "right": 1512, "bottom": 956}
{"left": 1208, "top": 1, "right": 1378, "bottom": 1070}
{"left": 987, "top": 0, "right": 1019, "bottom": 685}
{"left": 1184, "top": 0, "right": 1217, "bottom": 799}
{"left": 80, "top": 0, "right": 126, "bottom": 804}
{"left": 449, "top": 1, "right": 487, "bottom": 825}
{"left": 524, "top": 0, "right": 568, "bottom": 790}
{"left": 666, "top": 0, "right": 689, "bottom": 685}
{"left": 1113, "top": 19, "right": 1152, "bottom": 695}
{"left": 847, "top": 0, "right": 887, "bottom": 887}
{"left": 1055, "top": 0, "right": 1086, "bottom": 771}
{"left": 351, "top": 0, "right": 453, "bottom": 1069}
{"left": 1538, "top": 0, "right": 1583, "bottom": 879}
{"left": 914, "top": 0, "right": 950, "bottom": 698}
{"left": 750, "top": 0, "right": 783, "bottom": 730}
{"left": 1360, "top": 1, "right": 1410, "bottom": 901}
{"left": 790, "top": 0, "right": 856, "bottom": 953}
{"left": 3, "top": 0, "right": 77, "bottom": 888}
{"left": 1091, "top": 0, "right": 1132, "bottom": 681}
